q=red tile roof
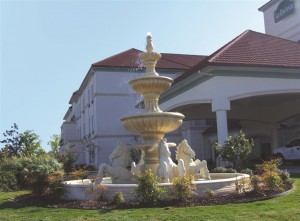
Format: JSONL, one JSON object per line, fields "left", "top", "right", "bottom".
{"left": 92, "top": 48, "right": 206, "bottom": 70}
{"left": 174, "top": 30, "right": 300, "bottom": 84}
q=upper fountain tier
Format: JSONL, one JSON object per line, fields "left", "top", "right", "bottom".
{"left": 121, "top": 33, "right": 184, "bottom": 143}
{"left": 129, "top": 33, "right": 174, "bottom": 112}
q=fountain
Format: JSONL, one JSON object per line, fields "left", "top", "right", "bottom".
{"left": 63, "top": 33, "right": 250, "bottom": 202}
{"left": 120, "top": 33, "right": 185, "bottom": 175}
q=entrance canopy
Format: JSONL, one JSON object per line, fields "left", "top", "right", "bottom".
{"left": 160, "top": 30, "right": 300, "bottom": 146}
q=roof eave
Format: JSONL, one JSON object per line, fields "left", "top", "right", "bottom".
{"left": 258, "top": 0, "right": 281, "bottom": 11}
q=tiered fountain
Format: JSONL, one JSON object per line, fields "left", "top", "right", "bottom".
{"left": 63, "top": 33, "right": 250, "bottom": 202}
{"left": 121, "top": 33, "right": 184, "bottom": 174}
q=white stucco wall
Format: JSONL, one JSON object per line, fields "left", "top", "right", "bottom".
{"left": 61, "top": 68, "right": 181, "bottom": 166}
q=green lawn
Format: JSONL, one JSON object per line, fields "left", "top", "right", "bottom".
{"left": 1, "top": 176, "right": 300, "bottom": 221}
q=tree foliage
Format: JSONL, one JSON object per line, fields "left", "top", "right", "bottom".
{"left": 19, "top": 130, "right": 45, "bottom": 156}
{"left": 0, "top": 123, "right": 21, "bottom": 158}
{"left": 0, "top": 124, "right": 45, "bottom": 158}
{"left": 215, "top": 130, "right": 254, "bottom": 169}
{"left": 47, "top": 134, "right": 61, "bottom": 156}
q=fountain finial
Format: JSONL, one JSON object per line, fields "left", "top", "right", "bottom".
{"left": 146, "top": 32, "right": 154, "bottom": 53}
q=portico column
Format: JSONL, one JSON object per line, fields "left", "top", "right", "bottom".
{"left": 216, "top": 110, "right": 229, "bottom": 146}
{"left": 212, "top": 98, "right": 230, "bottom": 146}
{"left": 212, "top": 98, "right": 230, "bottom": 166}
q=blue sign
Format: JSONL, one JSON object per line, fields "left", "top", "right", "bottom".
{"left": 274, "top": 0, "right": 295, "bottom": 23}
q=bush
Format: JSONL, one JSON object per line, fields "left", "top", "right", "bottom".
{"left": 73, "top": 164, "right": 96, "bottom": 172}
{"left": 0, "top": 171, "right": 18, "bottom": 192}
{"left": 279, "top": 169, "right": 290, "bottom": 182}
{"left": 264, "top": 173, "right": 283, "bottom": 190}
{"left": 251, "top": 159, "right": 285, "bottom": 192}
{"left": 171, "top": 176, "right": 195, "bottom": 201}
{"left": 135, "top": 170, "right": 165, "bottom": 204}
{"left": 0, "top": 155, "right": 63, "bottom": 195}
{"left": 47, "top": 170, "right": 66, "bottom": 198}
{"left": 113, "top": 192, "right": 125, "bottom": 205}
{"left": 68, "top": 169, "right": 88, "bottom": 180}
{"left": 210, "top": 167, "right": 237, "bottom": 173}
{"left": 215, "top": 130, "right": 254, "bottom": 169}
{"left": 240, "top": 168, "right": 253, "bottom": 176}
{"left": 204, "top": 188, "right": 216, "bottom": 198}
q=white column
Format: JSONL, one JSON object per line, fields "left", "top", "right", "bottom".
{"left": 216, "top": 110, "right": 229, "bottom": 146}
{"left": 212, "top": 97, "right": 230, "bottom": 166}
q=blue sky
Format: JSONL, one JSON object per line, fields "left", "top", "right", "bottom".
{"left": 0, "top": 0, "right": 266, "bottom": 151}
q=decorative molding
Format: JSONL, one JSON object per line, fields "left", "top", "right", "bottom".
{"left": 160, "top": 65, "right": 300, "bottom": 104}
{"left": 94, "top": 92, "right": 137, "bottom": 97}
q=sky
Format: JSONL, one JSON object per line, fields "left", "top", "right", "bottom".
{"left": 0, "top": 0, "right": 267, "bottom": 151}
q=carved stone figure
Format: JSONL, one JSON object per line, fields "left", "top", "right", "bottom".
{"left": 176, "top": 139, "right": 211, "bottom": 180}
{"left": 156, "top": 139, "right": 185, "bottom": 182}
{"left": 97, "top": 142, "right": 134, "bottom": 184}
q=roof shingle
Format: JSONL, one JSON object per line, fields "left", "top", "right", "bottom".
{"left": 92, "top": 48, "right": 206, "bottom": 70}
{"left": 174, "top": 30, "right": 300, "bottom": 85}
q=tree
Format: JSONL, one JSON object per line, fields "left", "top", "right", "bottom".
{"left": 215, "top": 130, "right": 254, "bottom": 170}
{"left": 0, "top": 124, "right": 45, "bottom": 158}
{"left": 47, "top": 134, "right": 61, "bottom": 156}
{"left": 0, "top": 123, "right": 22, "bottom": 158}
{"left": 19, "top": 130, "right": 45, "bottom": 156}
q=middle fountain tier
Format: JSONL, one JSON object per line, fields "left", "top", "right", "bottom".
{"left": 121, "top": 33, "right": 185, "bottom": 173}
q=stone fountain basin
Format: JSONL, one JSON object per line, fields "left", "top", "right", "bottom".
{"left": 63, "top": 173, "right": 250, "bottom": 202}
{"left": 129, "top": 76, "right": 173, "bottom": 95}
{"left": 121, "top": 112, "right": 184, "bottom": 139}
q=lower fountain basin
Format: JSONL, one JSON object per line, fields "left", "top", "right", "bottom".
{"left": 63, "top": 173, "right": 250, "bottom": 202}
{"left": 121, "top": 112, "right": 184, "bottom": 140}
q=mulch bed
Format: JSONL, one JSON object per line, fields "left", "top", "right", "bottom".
{"left": 12, "top": 181, "right": 293, "bottom": 210}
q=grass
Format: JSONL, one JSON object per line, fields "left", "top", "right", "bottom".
{"left": 0, "top": 176, "right": 299, "bottom": 221}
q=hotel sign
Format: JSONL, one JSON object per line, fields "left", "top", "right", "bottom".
{"left": 274, "top": 0, "right": 295, "bottom": 23}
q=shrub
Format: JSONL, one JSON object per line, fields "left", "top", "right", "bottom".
{"left": 94, "top": 184, "right": 106, "bottom": 201}
{"left": 47, "top": 170, "right": 66, "bottom": 198}
{"left": 235, "top": 177, "right": 250, "bottom": 193}
{"left": 210, "top": 167, "right": 237, "bottom": 173}
{"left": 215, "top": 130, "right": 254, "bottom": 169}
{"left": 251, "top": 159, "right": 285, "bottom": 192}
{"left": 240, "top": 168, "right": 253, "bottom": 176}
{"left": 264, "top": 173, "right": 283, "bottom": 190}
{"left": 251, "top": 175, "right": 263, "bottom": 193}
{"left": 279, "top": 169, "right": 290, "bottom": 182}
{"left": 113, "top": 192, "right": 125, "bottom": 205}
{"left": 68, "top": 169, "right": 88, "bottom": 180}
{"left": 0, "top": 171, "right": 18, "bottom": 192}
{"left": 255, "top": 158, "right": 282, "bottom": 175}
{"left": 73, "top": 164, "right": 96, "bottom": 172}
{"left": 171, "top": 176, "right": 195, "bottom": 201}
{"left": 204, "top": 188, "right": 216, "bottom": 198}
{"left": 135, "top": 170, "right": 165, "bottom": 204}
{"left": 0, "top": 155, "right": 63, "bottom": 195}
